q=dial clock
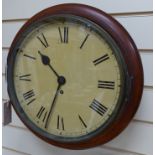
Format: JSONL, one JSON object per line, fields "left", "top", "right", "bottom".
{"left": 7, "top": 4, "right": 143, "bottom": 149}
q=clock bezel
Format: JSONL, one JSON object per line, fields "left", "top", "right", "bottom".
{"left": 7, "top": 4, "right": 143, "bottom": 149}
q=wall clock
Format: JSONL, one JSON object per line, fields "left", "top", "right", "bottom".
{"left": 7, "top": 4, "right": 143, "bottom": 149}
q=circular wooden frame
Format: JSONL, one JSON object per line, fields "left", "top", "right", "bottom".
{"left": 7, "top": 4, "right": 143, "bottom": 149}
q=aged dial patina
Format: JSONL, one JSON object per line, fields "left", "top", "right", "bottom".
{"left": 13, "top": 16, "right": 124, "bottom": 138}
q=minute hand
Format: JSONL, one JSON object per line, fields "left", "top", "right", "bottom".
{"left": 45, "top": 83, "right": 61, "bottom": 129}
{"left": 44, "top": 76, "right": 66, "bottom": 129}
{"left": 38, "top": 51, "right": 59, "bottom": 78}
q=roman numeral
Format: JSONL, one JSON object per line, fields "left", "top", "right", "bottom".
{"left": 98, "top": 81, "right": 115, "bottom": 89}
{"left": 78, "top": 115, "right": 87, "bottom": 128}
{"left": 23, "top": 54, "right": 36, "bottom": 60}
{"left": 23, "top": 90, "right": 35, "bottom": 100}
{"left": 37, "top": 33, "right": 49, "bottom": 48}
{"left": 27, "top": 98, "right": 36, "bottom": 105}
{"left": 58, "top": 27, "right": 69, "bottom": 43}
{"left": 36, "top": 106, "right": 48, "bottom": 122}
{"left": 19, "top": 74, "right": 31, "bottom": 81}
{"left": 93, "top": 54, "right": 109, "bottom": 65}
{"left": 36, "top": 106, "right": 45, "bottom": 119}
{"left": 80, "top": 34, "right": 90, "bottom": 49}
{"left": 42, "top": 111, "right": 48, "bottom": 122}
{"left": 57, "top": 115, "right": 64, "bottom": 130}
{"left": 23, "top": 90, "right": 36, "bottom": 105}
{"left": 89, "top": 99, "right": 108, "bottom": 116}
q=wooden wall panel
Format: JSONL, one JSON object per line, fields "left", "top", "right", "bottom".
{"left": 2, "top": 147, "right": 31, "bottom": 155}
{"left": 134, "top": 88, "right": 153, "bottom": 122}
{"left": 2, "top": 0, "right": 153, "bottom": 20}
{"left": 105, "top": 122, "right": 153, "bottom": 155}
{"left": 3, "top": 124, "right": 152, "bottom": 155}
{"left": 140, "top": 52, "right": 153, "bottom": 86}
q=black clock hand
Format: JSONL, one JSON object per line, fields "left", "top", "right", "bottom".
{"left": 38, "top": 51, "right": 59, "bottom": 78}
{"left": 45, "top": 76, "right": 66, "bottom": 129}
{"left": 45, "top": 84, "right": 61, "bottom": 129}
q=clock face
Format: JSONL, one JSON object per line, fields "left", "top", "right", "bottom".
{"left": 9, "top": 15, "right": 126, "bottom": 141}
{"left": 7, "top": 4, "right": 144, "bottom": 148}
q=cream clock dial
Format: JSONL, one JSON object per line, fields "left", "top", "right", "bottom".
{"left": 13, "top": 19, "right": 123, "bottom": 137}
{"left": 7, "top": 3, "right": 143, "bottom": 149}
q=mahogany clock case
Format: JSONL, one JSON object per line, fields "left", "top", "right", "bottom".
{"left": 7, "top": 4, "right": 143, "bottom": 149}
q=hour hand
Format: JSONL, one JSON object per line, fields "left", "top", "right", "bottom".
{"left": 38, "top": 50, "right": 50, "bottom": 66}
{"left": 38, "top": 51, "right": 59, "bottom": 78}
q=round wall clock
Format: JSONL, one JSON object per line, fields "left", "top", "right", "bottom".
{"left": 7, "top": 4, "right": 143, "bottom": 149}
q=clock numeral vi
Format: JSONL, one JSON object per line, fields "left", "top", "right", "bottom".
{"left": 37, "top": 33, "right": 49, "bottom": 48}
{"left": 57, "top": 115, "right": 65, "bottom": 130}
{"left": 58, "top": 27, "right": 69, "bottom": 43}
{"left": 93, "top": 54, "right": 109, "bottom": 65}
{"left": 36, "top": 106, "right": 48, "bottom": 122}
{"left": 98, "top": 80, "right": 115, "bottom": 89}
{"left": 89, "top": 99, "right": 108, "bottom": 116}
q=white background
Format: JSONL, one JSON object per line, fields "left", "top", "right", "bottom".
{"left": 2, "top": 1, "right": 153, "bottom": 155}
